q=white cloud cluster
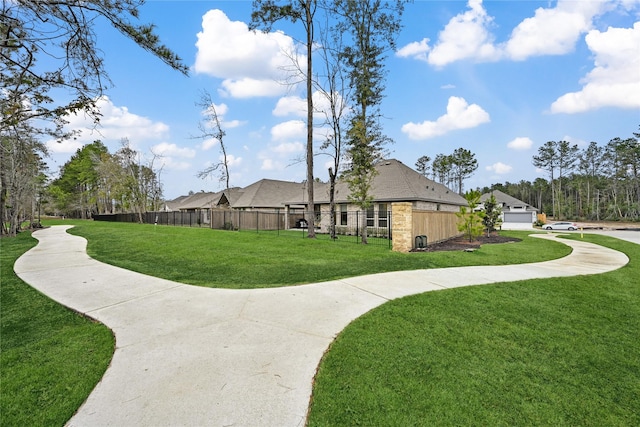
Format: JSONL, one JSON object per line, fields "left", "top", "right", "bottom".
{"left": 271, "top": 120, "right": 306, "bottom": 141}
{"left": 397, "top": 0, "right": 614, "bottom": 65}
{"left": 152, "top": 142, "right": 196, "bottom": 159}
{"left": 401, "top": 96, "right": 490, "bottom": 140}
{"left": 503, "top": 0, "right": 605, "bottom": 60}
{"left": 551, "top": 22, "right": 640, "bottom": 113}
{"left": 396, "top": 0, "right": 639, "bottom": 113}
{"left": 427, "top": 0, "right": 499, "bottom": 67}
{"left": 47, "top": 96, "right": 170, "bottom": 154}
{"left": 194, "top": 9, "right": 304, "bottom": 98}
{"left": 201, "top": 102, "right": 244, "bottom": 130}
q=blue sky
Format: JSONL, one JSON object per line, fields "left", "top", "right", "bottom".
{"left": 45, "top": 0, "right": 640, "bottom": 199}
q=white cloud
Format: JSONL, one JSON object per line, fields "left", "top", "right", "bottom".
{"left": 152, "top": 142, "right": 196, "bottom": 158}
{"left": 397, "top": 0, "right": 632, "bottom": 66}
{"left": 90, "top": 97, "right": 169, "bottom": 140}
{"left": 272, "top": 91, "right": 349, "bottom": 122}
{"left": 225, "top": 154, "right": 243, "bottom": 167}
{"left": 150, "top": 142, "right": 196, "bottom": 171}
{"left": 504, "top": 0, "right": 605, "bottom": 60}
{"left": 201, "top": 102, "right": 244, "bottom": 129}
{"left": 401, "top": 96, "right": 490, "bottom": 140}
{"left": 47, "top": 139, "right": 83, "bottom": 154}
{"left": 272, "top": 141, "right": 304, "bottom": 154}
{"left": 396, "top": 38, "right": 431, "bottom": 61}
{"left": 486, "top": 162, "right": 513, "bottom": 174}
{"left": 271, "top": 120, "right": 306, "bottom": 141}
{"left": 551, "top": 22, "right": 640, "bottom": 113}
{"left": 273, "top": 95, "right": 307, "bottom": 117}
{"left": 220, "top": 78, "right": 286, "bottom": 98}
{"left": 429, "top": 0, "right": 499, "bottom": 66}
{"left": 194, "top": 9, "right": 303, "bottom": 98}
{"left": 261, "top": 158, "right": 279, "bottom": 171}
{"left": 46, "top": 96, "right": 170, "bottom": 153}
{"left": 203, "top": 102, "right": 228, "bottom": 117}
{"left": 201, "top": 138, "right": 218, "bottom": 151}
{"left": 158, "top": 157, "right": 192, "bottom": 171}
{"left": 507, "top": 137, "right": 533, "bottom": 150}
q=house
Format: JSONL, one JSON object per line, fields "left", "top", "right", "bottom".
{"left": 480, "top": 189, "right": 538, "bottom": 230}
{"left": 230, "top": 179, "right": 306, "bottom": 211}
{"left": 161, "top": 160, "right": 466, "bottom": 250}
{"left": 285, "top": 159, "right": 467, "bottom": 234}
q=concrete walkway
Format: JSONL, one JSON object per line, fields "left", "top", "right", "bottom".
{"left": 14, "top": 226, "right": 629, "bottom": 427}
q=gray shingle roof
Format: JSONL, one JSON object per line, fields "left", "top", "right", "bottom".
{"left": 299, "top": 159, "right": 467, "bottom": 206}
{"left": 232, "top": 179, "right": 305, "bottom": 209}
{"left": 176, "top": 192, "right": 220, "bottom": 210}
{"left": 480, "top": 189, "right": 538, "bottom": 211}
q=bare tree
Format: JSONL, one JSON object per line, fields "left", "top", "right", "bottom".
{"left": 315, "top": 14, "right": 351, "bottom": 239}
{"left": 194, "top": 90, "right": 231, "bottom": 190}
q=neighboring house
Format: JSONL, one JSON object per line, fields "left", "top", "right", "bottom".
{"left": 231, "top": 179, "right": 306, "bottom": 212}
{"left": 286, "top": 159, "right": 467, "bottom": 234}
{"left": 158, "top": 159, "right": 466, "bottom": 249}
{"left": 480, "top": 189, "right": 538, "bottom": 230}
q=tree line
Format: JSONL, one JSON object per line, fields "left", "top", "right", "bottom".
{"left": 496, "top": 129, "right": 639, "bottom": 221}
{"left": 47, "top": 140, "right": 163, "bottom": 221}
{"left": 1, "top": 0, "right": 187, "bottom": 236}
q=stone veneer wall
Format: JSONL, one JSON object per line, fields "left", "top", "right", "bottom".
{"left": 391, "top": 202, "right": 413, "bottom": 252}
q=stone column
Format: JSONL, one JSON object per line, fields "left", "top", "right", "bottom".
{"left": 392, "top": 202, "right": 413, "bottom": 253}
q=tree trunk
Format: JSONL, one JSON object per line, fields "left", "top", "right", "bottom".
{"left": 360, "top": 207, "right": 368, "bottom": 244}
{"left": 328, "top": 167, "right": 336, "bottom": 239}
{"left": 305, "top": 1, "right": 315, "bottom": 238}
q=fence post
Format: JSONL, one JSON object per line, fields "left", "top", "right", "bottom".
{"left": 388, "top": 210, "right": 392, "bottom": 249}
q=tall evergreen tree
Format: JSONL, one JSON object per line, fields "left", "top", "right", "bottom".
{"left": 450, "top": 147, "right": 478, "bottom": 195}
{"left": 415, "top": 155, "right": 431, "bottom": 178}
{"left": 533, "top": 141, "right": 559, "bottom": 218}
{"left": 331, "top": 0, "right": 407, "bottom": 244}
{"left": 251, "top": 0, "right": 318, "bottom": 237}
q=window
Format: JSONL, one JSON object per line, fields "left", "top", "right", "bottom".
{"left": 378, "top": 203, "right": 388, "bottom": 228}
{"left": 340, "top": 204, "right": 348, "bottom": 226}
{"left": 366, "top": 205, "right": 375, "bottom": 227}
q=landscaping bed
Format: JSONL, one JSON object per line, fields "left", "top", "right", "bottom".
{"left": 418, "top": 233, "right": 521, "bottom": 252}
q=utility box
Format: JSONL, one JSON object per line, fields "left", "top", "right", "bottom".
{"left": 415, "top": 235, "right": 427, "bottom": 249}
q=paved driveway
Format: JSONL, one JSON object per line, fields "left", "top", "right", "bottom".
{"left": 14, "top": 226, "right": 630, "bottom": 427}
{"left": 584, "top": 229, "right": 640, "bottom": 245}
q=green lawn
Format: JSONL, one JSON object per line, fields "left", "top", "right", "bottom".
{"left": 307, "top": 234, "right": 640, "bottom": 426}
{"left": 54, "top": 220, "right": 570, "bottom": 289}
{"left": 5, "top": 221, "right": 638, "bottom": 425}
{"left": 0, "top": 231, "right": 114, "bottom": 426}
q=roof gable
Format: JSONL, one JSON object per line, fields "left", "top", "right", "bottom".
{"left": 232, "top": 179, "right": 305, "bottom": 209}
{"left": 481, "top": 189, "right": 537, "bottom": 211}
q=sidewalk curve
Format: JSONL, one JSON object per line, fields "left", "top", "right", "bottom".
{"left": 14, "top": 226, "right": 629, "bottom": 427}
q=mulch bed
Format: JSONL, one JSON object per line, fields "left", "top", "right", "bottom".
{"left": 412, "top": 233, "right": 521, "bottom": 252}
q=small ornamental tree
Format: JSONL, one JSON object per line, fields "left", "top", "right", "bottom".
{"left": 456, "top": 189, "right": 485, "bottom": 242}
{"left": 482, "top": 193, "right": 502, "bottom": 237}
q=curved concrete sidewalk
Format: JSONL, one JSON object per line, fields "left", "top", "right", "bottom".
{"left": 14, "top": 226, "right": 629, "bottom": 427}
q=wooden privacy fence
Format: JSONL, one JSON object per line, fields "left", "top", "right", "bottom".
{"left": 94, "top": 210, "right": 303, "bottom": 231}
{"left": 412, "top": 210, "right": 461, "bottom": 246}
{"left": 209, "top": 210, "right": 291, "bottom": 231}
